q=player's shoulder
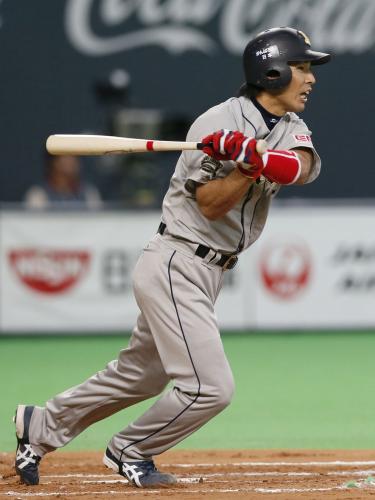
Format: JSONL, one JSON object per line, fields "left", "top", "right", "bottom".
{"left": 186, "top": 98, "right": 240, "bottom": 140}
{"left": 287, "top": 111, "right": 309, "bottom": 128}
{"left": 187, "top": 96, "right": 260, "bottom": 138}
{"left": 283, "top": 112, "right": 315, "bottom": 148}
{"left": 195, "top": 97, "right": 241, "bottom": 123}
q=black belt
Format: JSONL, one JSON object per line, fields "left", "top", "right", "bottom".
{"left": 157, "top": 222, "right": 238, "bottom": 270}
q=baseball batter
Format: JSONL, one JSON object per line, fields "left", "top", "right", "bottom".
{"left": 14, "top": 27, "right": 330, "bottom": 488}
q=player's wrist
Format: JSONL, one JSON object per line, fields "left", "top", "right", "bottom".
{"left": 236, "top": 162, "right": 263, "bottom": 180}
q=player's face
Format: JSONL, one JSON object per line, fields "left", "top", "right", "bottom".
{"left": 275, "top": 62, "right": 316, "bottom": 114}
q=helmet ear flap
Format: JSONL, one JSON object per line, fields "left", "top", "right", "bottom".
{"left": 262, "top": 64, "right": 292, "bottom": 90}
{"left": 266, "top": 69, "right": 281, "bottom": 79}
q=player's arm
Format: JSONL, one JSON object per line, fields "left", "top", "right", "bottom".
{"left": 196, "top": 130, "right": 263, "bottom": 220}
{"left": 260, "top": 146, "right": 314, "bottom": 185}
{"left": 260, "top": 146, "right": 315, "bottom": 185}
{"left": 291, "top": 148, "right": 314, "bottom": 184}
{"left": 196, "top": 169, "right": 255, "bottom": 220}
{"left": 195, "top": 130, "right": 314, "bottom": 219}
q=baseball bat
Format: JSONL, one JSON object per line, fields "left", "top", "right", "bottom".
{"left": 46, "top": 134, "right": 268, "bottom": 156}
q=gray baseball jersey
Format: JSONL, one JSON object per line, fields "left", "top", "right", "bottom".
{"left": 162, "top": 95, "right": 320, "bottom": 254}
{"left": 26, "top": 96, "right": 322, "bottom": 467}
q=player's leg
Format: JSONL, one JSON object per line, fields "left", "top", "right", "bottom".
{"left": 14, "top": 311, "right": 169, "bottom": 484}
{"left": 107, "top": 237, "right": 234, "bottom": 462}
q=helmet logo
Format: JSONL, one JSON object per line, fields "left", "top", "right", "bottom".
{"left": 298, "top": 30, "right": 311, "bottom": 46}
{"left": 256, "top": 44, "right": 280, "bottom": 60}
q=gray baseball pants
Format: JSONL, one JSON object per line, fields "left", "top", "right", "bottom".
{"left": 28, "top": 234, "right": 235, "bottom": 461}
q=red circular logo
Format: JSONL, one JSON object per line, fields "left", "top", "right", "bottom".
{"left": 260, "top": 240, "right": 311, "bottom": 299}
{"left": 8, "top": 249, "right": 90, "bottom": 294}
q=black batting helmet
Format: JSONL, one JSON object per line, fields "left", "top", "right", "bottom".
{"left": 243, "top": 27, "right": 331, "bottom": 90}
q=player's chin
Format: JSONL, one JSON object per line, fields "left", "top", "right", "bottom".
{"left": 291, "top": 100, "right": 306, "bottom": 113}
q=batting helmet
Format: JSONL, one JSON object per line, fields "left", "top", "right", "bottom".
{"left": 243, "top": 27, "right": 331, "bottom": 90}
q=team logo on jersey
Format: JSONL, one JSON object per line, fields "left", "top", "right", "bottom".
{"left": 8, "top": 249, "right": 90, "bottom": 294}
{"left": 259, "top": 239, "right": 311, "bottom": 299}
{"left": 293, "top": 134, "right": 311, "bottom": 143}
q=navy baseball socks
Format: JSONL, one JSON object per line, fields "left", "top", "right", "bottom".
{"left": 103, "top": 447, "right": 177, "bottom": 488}
{"left": 14, "top": 405, "right": 41, "bottom": 485}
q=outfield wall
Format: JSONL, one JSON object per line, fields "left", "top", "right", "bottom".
{"left": 0, "top": 204, "right": 374, "bottom": 333}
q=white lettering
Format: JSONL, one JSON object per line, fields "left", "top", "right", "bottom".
{"left": 64, "top": 0, "right": 375, "bottom": 57}
{"left": 221, "top": 0, "right": 268, "bottom": 53}
{"left": 14, "top": 254, "right": 86, "bottom": 286}
{"left": 65, "top": 0, "right": 216, "bottom": 56}
{"left": 255, "top": 45, "right": 279, "bottom": 58}
{"left": 100, "top": 0, "right": 138, "bottom": 26}
{"left": 137, "top": 0, "right": 223, "bottom": 25}
{"left": 322, "top": 0, "right": 375, "bottom": 53}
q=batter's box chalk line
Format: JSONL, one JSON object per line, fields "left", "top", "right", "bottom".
{"left": 4, "top": 480, "right": 375, "bottom": 498}
{"left": 5, "top": 461, "right": 375, "bottom": 496}
{"left": 163, "top": 460, "right": 375, "bottom": 467}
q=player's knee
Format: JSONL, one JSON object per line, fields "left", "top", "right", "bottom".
{"left": 212, "top": 375, "right": 235, "bottom": 411}
{"left": 222, "top": 379, "right": 236, "bottom": 408}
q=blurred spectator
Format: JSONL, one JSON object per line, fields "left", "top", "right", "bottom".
{"left": 24, "top": 153, "right": 102, "bottom": 209}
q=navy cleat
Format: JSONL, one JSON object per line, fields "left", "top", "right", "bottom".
{"left": 103, "top": 447, "right": 176, "bottom": 488}
{"left": 14, "top": 405, "right": 41, "bottom": 485}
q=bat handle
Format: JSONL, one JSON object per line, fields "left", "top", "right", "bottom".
{"left": 197, "top": 138, "right": 268, "bottom": 155}
{"left": 255, "top": 139, "right": 268, "bottom": 155}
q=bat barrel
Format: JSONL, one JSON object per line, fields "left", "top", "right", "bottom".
{"left": 46, "top": 135, "right": 201, "bottom": 155}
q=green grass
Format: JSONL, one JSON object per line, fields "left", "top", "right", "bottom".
{"left": 1, "top": 332, "right": 375, "bottom": 452}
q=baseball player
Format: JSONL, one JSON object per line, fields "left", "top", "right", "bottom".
{"left": 14, "top": 27, "right": 330, "bottom": 488}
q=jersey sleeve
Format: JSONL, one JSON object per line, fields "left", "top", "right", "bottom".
{"left": 182, "top": 101, "right": 239, "bottom": 195}
{"left": 280, "top": 116, "right": 321, "bottom": 183}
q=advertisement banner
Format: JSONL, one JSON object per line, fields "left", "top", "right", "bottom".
{"left": 0, "top": 211, "right": 255, "bottom": 332}
{"left": 0, "top": 211, "right": 157, "bottom": 332}
{"left": 1, "top": 0, "right": 375, "bottom": 203}
{"left": 1, "top": 206, "right": 375, "bottom": 333}
{"left": 253, "top": 206, "right": 375, "bottom": 329}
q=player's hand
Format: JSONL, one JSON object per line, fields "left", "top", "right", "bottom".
{"left": 201, "top": 129, "right": 246, "bottom": 161}
{"left": 201, "top": 129, "right": 264, "bottom": 179}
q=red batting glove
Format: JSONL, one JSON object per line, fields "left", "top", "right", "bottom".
{"left": 201, "top": 129, "right": 247, "bottom": 161}
{"left": 201, "top": 129, "right": 264, "bottom": 180}
{"left": 235, "top": 136, "right": 264, "bottom": 180}
{"left": 237, "top": 161, "right": 264, "bottom": 180}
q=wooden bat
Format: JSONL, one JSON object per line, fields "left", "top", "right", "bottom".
{"left": 46, "top": 134, "right": 268, "bottom": 156}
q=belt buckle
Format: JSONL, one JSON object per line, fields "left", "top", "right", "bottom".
{"left": 222, "top": 255, "right": 238, "bottom": 271}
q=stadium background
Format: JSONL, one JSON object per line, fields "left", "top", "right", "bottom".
{"left": 1, "top": 0, "right": 375, "bottom": 457}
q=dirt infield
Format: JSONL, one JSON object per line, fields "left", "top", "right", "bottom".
{"left": 2, "top": 449, "right": 375, "bottom": 499}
